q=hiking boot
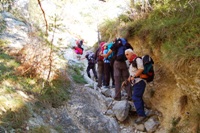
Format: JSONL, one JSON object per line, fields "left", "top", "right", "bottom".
{"left": 97, "top": 85, "right": 102, "bottom": 88}
{"left": 114, "top": 97, "right": 121, "bottom": 101}
{"left": 134, "top": 116, "right": 147, "bottom": 124}
{"left": 101, "top": 86, "right": 109, "bottom": 89}
{"left": 126, "top": 97, "right": 132, "bottom": 101}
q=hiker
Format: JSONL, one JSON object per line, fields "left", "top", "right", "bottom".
{"left": 101, "top": 38, "right": 132, "bottom": 101}
{"left": 85, "top": 51, "right": 98, "bottom": 82}
{"left": 125, "top": 48, "right": 146, "bottom": 124}
{"left": 76, "top": 39, "right": 84, "bottom": 51}
{"left": 72, "top": 46, "right": 83, "bottom": 55}
{"left": 106, "top": 42, "right": 115, "bottom": 88}
{"left": 102, "top": 43, "right": 111, "bottom": 89}
{"left": 95, "top": 42, "right": 106, "bottom": 88}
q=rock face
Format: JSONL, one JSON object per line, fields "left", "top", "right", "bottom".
{"left": 0, "top": 11, "right": 30, "bottom": 49}
{"left": 130, "top": 37, "right": 200, "bottom": 133}
{"left": 31, "top": 85, "right": 120, "bottom": 133}
{"left": 65, "top": 86, "right": 120, "bottom": 133}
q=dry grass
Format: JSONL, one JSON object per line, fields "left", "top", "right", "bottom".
{"left": 14, "top": 43, "right": 55, "bottom": 79}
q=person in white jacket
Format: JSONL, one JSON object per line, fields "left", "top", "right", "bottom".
{"left": 125, "top": 48, "right": 147, "bottom": 124}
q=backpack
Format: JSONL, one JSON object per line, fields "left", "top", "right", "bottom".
{"left": 76, "top": 47, "right": 83, "bottom": 55}
{"left": 132, "top": 55, "right": 154, "bottom": 82}
{"left": 116, "top": 38, "right": 127, "bottom": 61}
{"left": 97, "top": 42, "right": 105, "bottom": 61}
{"left": 87, "top": 52, "right": 95, "bottom": 64}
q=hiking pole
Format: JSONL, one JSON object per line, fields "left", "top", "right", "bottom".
{"left": 103, "top": 100, "right": 114, "bottom": 115}
{"left": 103, "top": 82, "right": 127, "bottom": 115}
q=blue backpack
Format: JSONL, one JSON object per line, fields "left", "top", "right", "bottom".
{"left": 116, "top": 38, "right": 127, "bottom": 61}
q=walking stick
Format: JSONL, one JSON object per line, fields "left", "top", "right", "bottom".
{"left": 103, "top": 81, "right": 128, "bottom": 115}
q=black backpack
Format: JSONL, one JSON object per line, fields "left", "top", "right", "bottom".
{"left": 132, "top": 55, "right": 154, "bottom": 82}
{"left": 87, "top": 52, "right": 95, "bottom": 64}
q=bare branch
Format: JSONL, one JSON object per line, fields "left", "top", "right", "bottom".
{"left": 37, "top": 0, "right": 48, "bottom": 35}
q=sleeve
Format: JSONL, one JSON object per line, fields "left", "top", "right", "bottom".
{"left": 85, "top": 54, "right": 88, "bottom": 59}
{"left": 103, "top": 49, "right": 107, "bottom": 54}
{"left": 110, "top": 43, "right": 117, "bottom": 52}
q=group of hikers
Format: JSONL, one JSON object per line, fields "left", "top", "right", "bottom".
{"left": 72, "top": 38, "right": 154, "bottom": 124}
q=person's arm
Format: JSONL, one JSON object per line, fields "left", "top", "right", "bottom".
{"left": 128, "top": 58, "right": 144, "bottom": 82}
{"left": 101, "top": 49, "right": 112, "bottom": 58}
{"left": 130, "top": 69, "right": 143, "bottom": 80}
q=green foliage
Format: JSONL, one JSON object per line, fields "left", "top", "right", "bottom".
{"left": 118, "top": 14, "right": 131, "bottom": 23}
{"left": 68, "top": 63, "right": 87, "bottom": 84}
{"left": 0, "top": 0, "right": 14, "bottom": 12}
{"left": 99, "top": 19, "right": 119, "bottom": 41}
{"left": 0, "top": 44, "right": 71, "bottom": 130}
{"left": 54, "top": 125, "right": 64, "bottom": 133}
{"left": 169, "top": 117, "right": 181, "bottom": 133}
{"left": 0, "top": 103, "right": 30, "bottom": 129}
{"left": 126, "top": 21, "right": 143, "bottom": 37}
{"left": 30, "top": 125, "right": 51, "bottom": 133}
{"left": 0, "top": 17, "right": 6, "bottom": 33}
{"left": 40, "top": 74, "right": 71, "bottom": 108}
{"left": 124, "top": 1, "right": 200, "bottom": 71}
{"left": 0, "top": 51, "right": 20, "bottom": 82}
{"left": 150, "top": 2, "right": 200, "bottom": 60}
{"left": 98, "top": 0, "right": 200, "bottom": 75}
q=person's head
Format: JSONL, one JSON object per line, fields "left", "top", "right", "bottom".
{"left": 103, "top": 43, "right": 108, "bottom": 49}
{"left": 100, "top": 42, "right": 106, "bottom": 47}
{"left": 125, "top": 49, "right": 135, "bottom": 60}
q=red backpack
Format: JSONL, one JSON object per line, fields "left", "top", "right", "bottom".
{"left": 74, "top": 46, "right": 83, "bottom": 55}
{"left": 98, "top": 42, "right": 105, "bottom": 61}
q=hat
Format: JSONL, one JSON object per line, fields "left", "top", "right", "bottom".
{"left": 102, "top": 43, "right": 108, "bottom": 47}
{"left": 100, "top": 42, "right": 106, "bottom": 46}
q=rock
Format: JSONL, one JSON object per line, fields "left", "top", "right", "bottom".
{"left": 113, "top": 100, "right": 130, "bottom": 122}
{"left": 101, "top": 88, "right": 112, "bottom": 97}
{"left": 144, "top": 118, "right": 160, "bottom": 133}
{"left": 134, "top": 123, "right": 145, "bottom": 132}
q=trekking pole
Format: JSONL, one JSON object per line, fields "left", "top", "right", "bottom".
{"left": 103, "top": 82, "right": 127, "bottom": 115}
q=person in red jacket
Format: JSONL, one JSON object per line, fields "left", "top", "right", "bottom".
{"left": 73, "top": 46, "right": 83, "bottom": 55}
{"left": 95, "top": 42, "right": 106, "bottom": 88}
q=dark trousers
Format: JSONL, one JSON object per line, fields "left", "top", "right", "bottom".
{"left": 110, "top": 58, "right": 115, "bottom": 86}
{"left": 97, "top": 61, "right": 105, "bottom": 87}
{"left": 132, "top": 80, "right": 146, "bottom": 116}
{"left": 104, "top": 63, "right": 111, "bottom": 86}
{"left": 86, "top": 64, "right": 98, "bottom": 80}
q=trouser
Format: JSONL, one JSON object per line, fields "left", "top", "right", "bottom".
{"left": 97, "top": 60, "right": 105, "bottom": 87}
{"left": 114, "top": 60, "right": 132, "bottom": 100}
{"left": 132, "top": 80, "right": 146, "bottom": 116}
{"left": 110, "top": 58, "right": 115, "bottom": 86}
{"left": 86, "top": 64, "right": 98, "bottom": 80}
{"left": 104, "top": 63, "right": 111, "bottom": 86}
